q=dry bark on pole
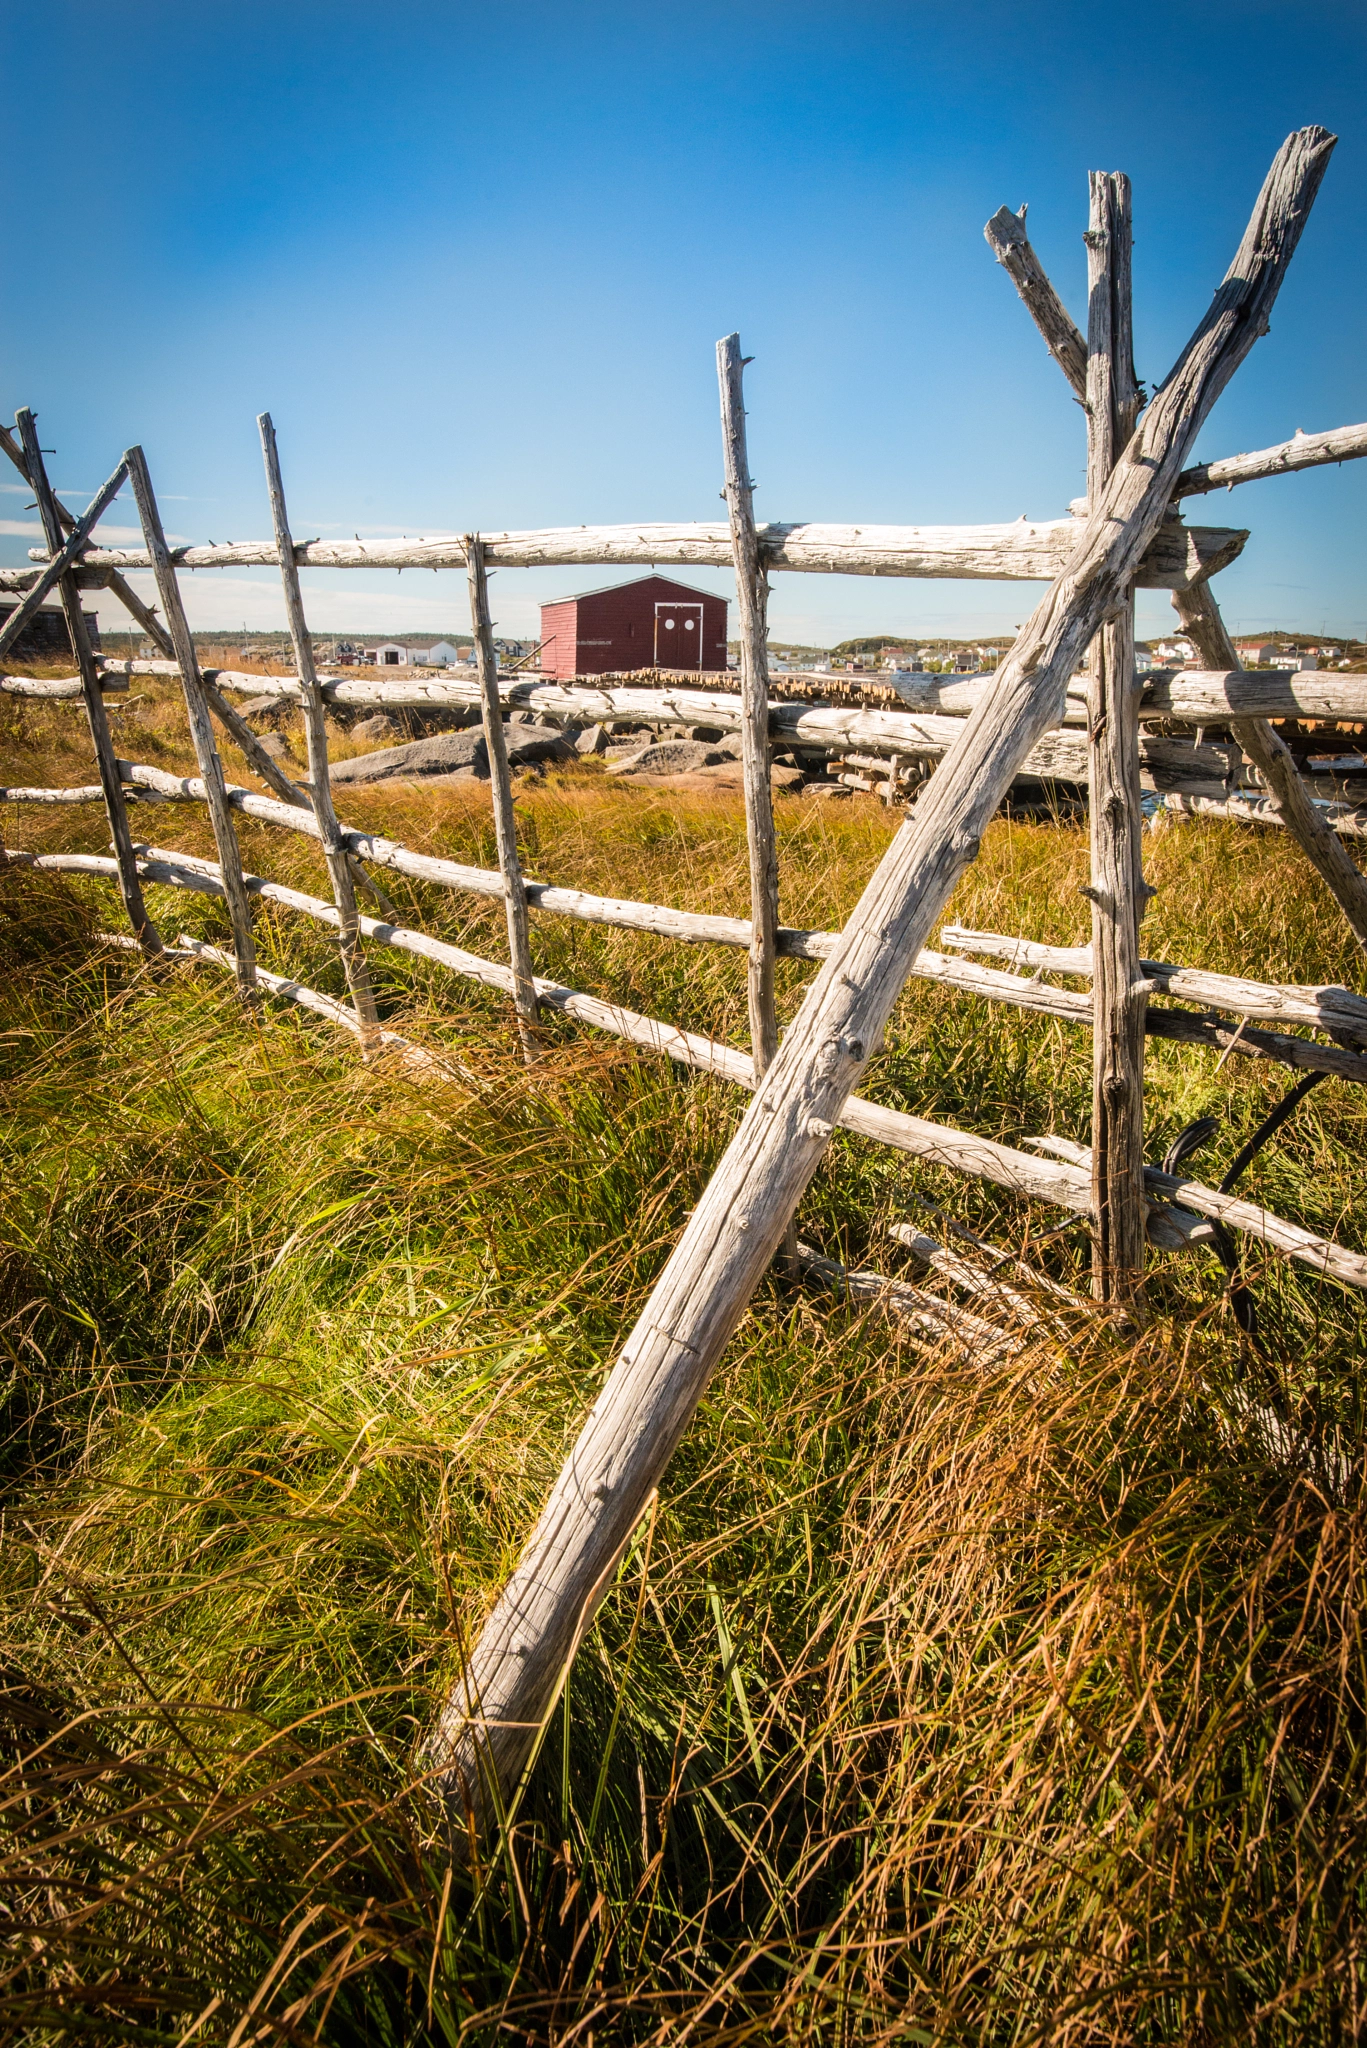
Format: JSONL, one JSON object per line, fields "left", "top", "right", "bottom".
{"left": 52, "top": 514, "right": 1248, "bottom": 589}
{"left": 13, "top": 413, "right": 161, "bottom": 956}
{"left": 423, "top": 126, "right": 1336, "bottom": 1834}
{"left": 983, "top": 204, "right": 1089, "bottom": 400}
{"left": 123, "top": 443, "right": 257, "bottom": 992}
{"left": 717, "top": 334, "right": 781, "bottom": 1077}
{"left": 258, "top": 413, "right": 379, "bottom": 1045}
{"left": 1174, "top": 420, "right": 1367, "bottom": 498}
{"left": 466, "top": 534, "right": 539, "bottom": 1060}
{"left": 1084, "top": 173, "right": 1148, "bottom": 1301}
{"left": 1171, "top": 579, "right": 1367, "bottom": 953}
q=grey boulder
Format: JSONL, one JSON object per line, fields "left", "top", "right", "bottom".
{"left": 606, "top": 739, "right": 732, "bottom": 777}
{"left": 330, "top": 723, "right": 575, "bottom": 785}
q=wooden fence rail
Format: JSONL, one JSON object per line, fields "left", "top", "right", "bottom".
{"left": 13, "top": 839, "right": 1366, "bottom": 1296}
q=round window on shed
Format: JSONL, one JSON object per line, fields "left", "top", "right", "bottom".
{"left": 664, "top": 618, "right": 675, "bottom": 630}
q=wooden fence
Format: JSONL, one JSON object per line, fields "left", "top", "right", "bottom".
{"left": 3, "top": 122, "right": 1365, "bottom": 1841}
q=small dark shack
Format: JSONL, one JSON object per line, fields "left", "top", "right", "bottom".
{"left": 0, "top": 598, "right": 100, "bottom": 662}
{"left": 539, "top": 575, "right": 728, "bottom": 680}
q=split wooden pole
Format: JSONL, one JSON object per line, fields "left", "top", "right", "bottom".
{"left": 717, "top": 334, "right": 781, "bottom": 1079}
{"left": 13, "top": 413, "right": 161, "bottom": 956}
{"left": 465, "top": 534, "right": 539, "bottom": 1061}
{"left": 1171, "top": 580, "right": 1367, "bottom": 953}
{"left": 424, "top": 125, "right": 1336, "bottom": 1831}
{"left": 257, "top": 413, "right": 380, "bottom": 1045}
{"left": 1083, "top": 173, "right": 1148, "bottom": 1301}
{"left": 983, "top": 204, "right": 1089, "bottom": 400}
{"left": 123, "top": 443, "right": 257, "bottom": 993}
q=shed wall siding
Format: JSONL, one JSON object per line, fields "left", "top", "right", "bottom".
{"left": 538, "top": 576, "right": 728, "bottom": 680}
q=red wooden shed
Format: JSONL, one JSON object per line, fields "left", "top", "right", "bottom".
{"left": 538, "top": 575, "right": 729, "bottom": 681}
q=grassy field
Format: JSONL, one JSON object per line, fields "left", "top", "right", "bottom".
{"left": 2, "top": 677, "right": 1367, "bottom": 2043}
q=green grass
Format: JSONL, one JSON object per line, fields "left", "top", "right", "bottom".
{"left": 2, "top": 683, "right": 1367, "bottom": 2041}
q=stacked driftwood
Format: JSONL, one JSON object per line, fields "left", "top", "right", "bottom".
{"left": 5, "top": 123, "right": 1367, "bottom": 1842}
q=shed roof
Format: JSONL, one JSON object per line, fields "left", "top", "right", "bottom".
{"left": 543, "top": 573, "right": 723, "bottom": 608}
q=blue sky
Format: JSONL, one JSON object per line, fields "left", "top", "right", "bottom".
{"left": 4, "top": 0, "right": 1365, "bottom": 646}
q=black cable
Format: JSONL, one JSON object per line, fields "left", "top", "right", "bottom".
{"left": 1218, "top": 1070, "right": 1326, "bottom": 1194}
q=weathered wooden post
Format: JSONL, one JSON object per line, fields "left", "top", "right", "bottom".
{"left": 124, "top": 445, "right": 258, "bottom": 993}
{"left": 465, "top": 534, "right": 539, "bottom": 1061}
{"left": 257, "top": 413, "right": 380, "bottom": 1047}
{"left": 423, "top": 127, "right": 1334, "bottom": 1833}
{"left": 1083, "top": 173, "right": 1148, "bottom": 1302}
{"left": 717, "top": 334, "right": 781, "bottom": 1076}
{"left": 984, "top": 205, "right": 1089, "bottom": 399}
{"left": 1172, "top": 580, "right": 1367, "bottom": 954}
{"left": 13, "top": 416, "right": 161, "bottom": 956}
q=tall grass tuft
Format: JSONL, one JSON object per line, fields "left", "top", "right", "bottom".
{"left": 2, "top": 684, "right": 1366, "bottom": 2040}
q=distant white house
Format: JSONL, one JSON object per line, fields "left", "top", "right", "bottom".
{"left": 424, "top": 640, "right": 462, "bottom": 667}
{"left": 373, "top": 642, "right": 409, "bottom": 667}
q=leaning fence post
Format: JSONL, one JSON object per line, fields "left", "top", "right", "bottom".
{"left": 124, "top": 444, "right": 257, "bottom": 994}
{"left": 717, "top": 334, "right": 781, "bottom": 1078}
{"left": 1173, "top": 578, "right": 1367, "bottom": 955}
{"left": 14, "top": 413, "right": 160, "bottom": 956}
{"left": 1083, "top": 172, "right": 1148, "bottom": 1303}
{"left": 465, "top": 534, "right": 539, "bottom": 1061}
{"left": 258, "top": 413, "right": 380, "bottom": 1049}
{"left": 422, "top": 126, "right": 1335, "bottom": 1833}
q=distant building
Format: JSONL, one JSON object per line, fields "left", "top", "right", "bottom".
{"left": 539, "top": 575, "right": 728, "bottom": 680}
{"left": 0, "top": 597, "right": 99, "bottom": 660}
{"left": 424, "top": 640, "right": 462, "bottom": 667}
{"left": 372, "top": 642, "right": 409, "bottom": 667}
{"left": 1233, "top": 641, "right": 1277, "bottom": 665}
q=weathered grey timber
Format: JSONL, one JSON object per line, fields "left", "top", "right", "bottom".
{"left": 258, "top": 412, "right": 380, "bottom": 1042}
{"left": 103, "top": 570, "right": 176, "bottom": 657}
{"left": 0, "top": 784, "right": 111, "bottom": 804}
{"left": 15, "top": 759, "right": 1363, "bottom": 1078}
{"left": 719, "top": 334, "right": 781, "bottom": 1077}
{"left": 124, "top": 445, "right": 257, "bottom": 991}
{"left": 210, "top": 669, "right": 1248, "bottom": 791}
{"left": 983, "top": 203, "right": 1089, "bottom": 399}
{"left": 34, "top": 840, "right": 1365, "bottom": 1290}
{"left": 0, "top": 455, "right": 127, "bottom": 661}
{"left": 0, "top": 672, "right": 129, "bottom": 699}
{"left": 468, "top": 535, "right": 539, "bottom": 1059}
{"left": 1171, "top": 579, "right": 1367, "bottom": 954}
{"left": 1168, "top": 792, "right": 1367, "bottom": 839}
{"left": 422, "top": 126, "right": 1337, "bottom": 1832}
{"left": 941, "top": 924, "right": 1367, "bottom": 1036}
{"left": 1141, "top": 668, "right": 1367, "bottom": 721}
{"left": 15, "top": 413, "right": 160, "bottom": 956}
{"left": 199, "top": 674, "right": 312, "bottom": 809}
{"left": 40, "top": 513, "right": 1247, "bottom": 588}
{"left": 180, "top": 658, "right": 1367, "bottom": 728}
{"left": 1084, "top": 171, "right": 1148, "bottom": 1299}
{"left": 1174, "top": 420, "right": 1367, "bottom": 497}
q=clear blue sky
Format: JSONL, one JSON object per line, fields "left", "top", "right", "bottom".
{"left": 5, "top": 1, "right": 1365, "bottom": 647}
